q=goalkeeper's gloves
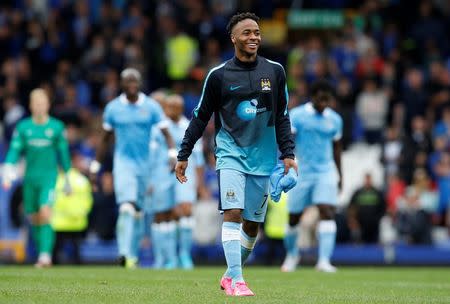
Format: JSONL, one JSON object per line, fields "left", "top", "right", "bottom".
{"left": 2, "top": 164, "right": 17, "bottom": 190}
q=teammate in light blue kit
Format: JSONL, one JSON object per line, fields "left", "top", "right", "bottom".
{"left": 168, "top": 95, "right": 206, "bottom": 269}
{"left": 148, "top": 94, "right": 206, "bottom": 269}
{"left": 90, "top": 68, "right": 175, "bottom": 268}
{"left": 282, "top": 80, "right": 343, "bottom": 273}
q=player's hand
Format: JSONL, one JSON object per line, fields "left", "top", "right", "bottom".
{"left": 2, "top": 180, "right": 12, "bottom": 191}
{"left": 282, "top": 157, "right": 298, "bottom": 175}
{"left": 2, "top": 164, "right": 16, "bottom": 190}
{"left": 175, "top": 160, "right": 188, "bottom": 183}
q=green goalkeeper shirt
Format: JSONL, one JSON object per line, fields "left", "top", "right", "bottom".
{"left": 5, "top": 117, "right": 71, "bottom": 183}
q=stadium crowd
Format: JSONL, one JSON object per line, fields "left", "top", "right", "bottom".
{"left": 0, "top": 0, "right": 449, "bottom": 263}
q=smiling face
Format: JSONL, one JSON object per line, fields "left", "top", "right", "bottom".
{"left": 231, "top": 18, "right": 261, "bottom": 61}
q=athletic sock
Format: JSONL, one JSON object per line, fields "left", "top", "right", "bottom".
{"left": 222, "top": 222, "right": 243, "bottom": 285}
{"left": 178, "top": 216, "right": 194, "bottom": 258}
{"left": 131, "top": 213, "right": 144, "bottom": 260}
{"left": 284, "top": 224, "right": 300, "bottom": 257}
{"left": 240, "top": 228, "right": 257, "bottom": 264}
{"left": 317, "top": 220, "right": 337, "bottom": 264}
{"left": 165, "top": 221, "right": 178, "bottom": 267}
{"left": 116, "top": 211, "right": 134, "bottom": 258}
{"left": 151, "top": 223, "right": 164, "bottom": 268}
{"left": 31, "top": 225, "right": 41, "bottom": 255}
{"left": 39, "top": 223, "right": 55, "bottom": 256}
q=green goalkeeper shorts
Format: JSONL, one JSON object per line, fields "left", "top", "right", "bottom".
{"left": 23, "top": 179, "right": 56, "bottom": 214}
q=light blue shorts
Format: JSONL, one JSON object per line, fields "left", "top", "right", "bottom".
{"left": 218, "top": 169, "right": 269, "bottom": 223}
{"left": 148, "top": 185, "right": 176, "bottom": 213}
{"left": 113, "top": 169, "right": 147, "bottom": 209}
{"left": 175, "top": 171, "right": 197, "bottom": 204}
{"left": 287, "top": 171, "right": 338, "bottom": 214}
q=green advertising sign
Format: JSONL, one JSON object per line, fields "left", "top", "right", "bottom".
{"left": 288, "top": 10, "right": 344, "bottom": 29}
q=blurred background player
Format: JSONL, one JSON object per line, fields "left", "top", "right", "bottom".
{"left": 282, "top": 80, "right": 343, "bottom": 273}
{"left": 147, "top": 94, "right": 178, "bottom": 269}
{"left": 2, "top": 88, "right": 71, "bottom": 267}
{"left": 175, "top": 13, "right": 296, "bottom": 296}
{"left": 167, "top": 94, "right": 206, "bottom": 269}
{"left": 90, "top": 68, "right": 175, "bottom": 269}
{"left": 148, "top": 94, "right": 206, "bottom": 269}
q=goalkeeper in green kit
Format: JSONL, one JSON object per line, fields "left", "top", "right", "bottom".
{"left": 2, "top": 88, "right": 71, "bottom": 267}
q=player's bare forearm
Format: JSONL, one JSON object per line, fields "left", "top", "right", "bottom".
{"left": 95, "top": 130, "right": 113, "bottom": 164}
{"left": 161, "top": 127, "right": 176, "bottom": 150}
{"left": 333, "top": 140, "right": 343, "bottom": 190}
{"left": 175, "top": 161, "right": 188, "bottom": 183}
{"left": 89, "top": 130, "right": 112, "bottom": 189}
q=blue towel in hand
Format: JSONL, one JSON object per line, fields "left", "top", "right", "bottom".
{"left": 269, "top": 163, "right": 298, "bottom": 202}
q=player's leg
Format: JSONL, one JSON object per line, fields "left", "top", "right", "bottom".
{"left": 23, "top": 183, "right": 44, "bottom": 266}
{"left": 281, "top": 213, "right": 302, "bottom": 272}
{"left": 129, "top": 175, "right": 148, "bottom": 266}
{"left": 240, "top": 174, "right": 269, "bottom": 265}
{"left": 230, "top": 174, "right": 269, "bottom": 296}
{"left": 174, "top": 180, "right": 196, "bottom": 269}
{"left": 282, "top": 179, "right": 312, "bottom": 272}
{"left": 116, "top": 202, "right": 138, "bottom": 267}
{"left": 313, "top": 173, "right": 338, "bottom": 272}
{"left": 34, "top": 182, "right": 56, "bottom": 267}
{"left": 175, "top": 202, "right": 195, "bottom": 269}
{"left": 219, "top": 169, "right": 245, "bottom": 295}
{"left": 152, "top": 210, "right": 171, "bottom": 268}
{"left": 114, "top": 170, "right": 139, "bottom": 268}
{"left": 150, "top": 185, "right": 177, "bottom": 269}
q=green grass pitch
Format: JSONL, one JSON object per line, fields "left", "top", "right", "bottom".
{"left": 0, "top": 266, "right": 449, "bottom": 303}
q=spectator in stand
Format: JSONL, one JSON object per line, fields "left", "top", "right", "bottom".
{"left": 385, "top": 173, "right": 406, "bottom": 215}
{"left": 399, "top": 116, "right": 433, "bottom": 184}
{"left": 402, "top": 69, "right": 428, "bottom": 132}
{"left": 396, "top": 169, "right": 438, "bottom": 244}
{"left": 52, "top": 153, "right": 93, "bottom": 264}
{"left": 335, "top": 77, "right": 355, "bottom": 149}
{"left": 347, "top": 173, "right": 385, "bottom": 244}
{"left": 434, "top": 152, "right": 450, "bottom": 224}
{"left": 2, "top": 95, "right": 25, "bottom": 142}
{"left": 428, "top": 136, "right": 448, "bottom": 181}
{"left": 381, "top": 126, "right": 402, "bottom": 177}
{"left": 433, "top": 106, "right": 450, "bottom": 145}
{"left": 355, "top": 77, "right": 388, "bottom": 144}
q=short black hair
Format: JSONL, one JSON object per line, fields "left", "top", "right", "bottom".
{"left": 310, "top": 79, "right": 335, "bottom": 96}
{"left": 226, "top": 12, "right": 260, "bottom": 35}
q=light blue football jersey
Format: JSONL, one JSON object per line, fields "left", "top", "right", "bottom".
{"left": 103, "top": 93, "right": 164, "bottom": 175}
{"left": 148, "top": 116, "right": 204, "bottom": 189}
{"left": 174, "top": 117, "right": 205, "bottom": 178}
{"left": 290, "top": 102, "right": 343, "bottom": 176}
{"left": 148, "top": 126, "right": 174, "bottom": 191}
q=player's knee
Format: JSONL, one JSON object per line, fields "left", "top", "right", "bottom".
{"left": 242, "top": 220, "right": 259, "bottom": 236}
{"left": 223, "top": 209, "right": 242, "bottom": 223}
{"left": 289, "top": 213, "right": 302, "bottom": 227}
{"left": 317, "top": 205, "right": 335, "bottom": 220}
